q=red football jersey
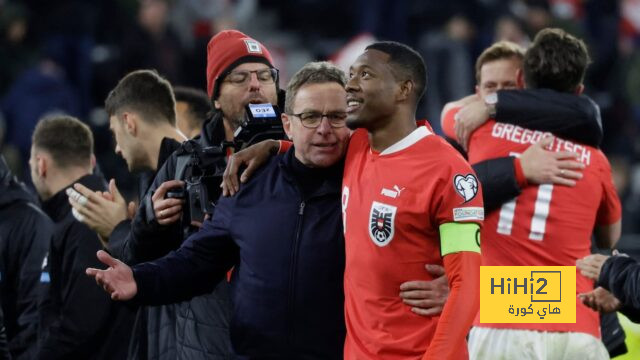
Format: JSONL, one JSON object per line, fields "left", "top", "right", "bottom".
{"left": 443, "top": 109, "right": 622, "bottom": 338}
{"left": 342, "top": 127, "right": 484, "bottom": 359}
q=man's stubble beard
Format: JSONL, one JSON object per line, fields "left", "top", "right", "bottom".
{"left": 228, "top": 112, "right": 245, "bottom": 131}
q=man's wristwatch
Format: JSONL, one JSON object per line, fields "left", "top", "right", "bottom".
{"left": 485, "top": 92, "right": 497, "bottom": 119}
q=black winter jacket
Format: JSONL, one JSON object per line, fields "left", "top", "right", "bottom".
{"left": 133, "top": 148, "right": 346, "bottom": 359}
{"left": 0, "top": 156, "right": 52, "bottom": 359}
{"left": 599, "top": 255, "right": 640, "bottom": 323}
{"left": 36, "top": 174, "right": 135, "bottom": 360}
{"left": 106, "top": 137, "right": 184, "bottom": 360}
{"left": 108, "top": 137, "right": 182, "bottom": 262}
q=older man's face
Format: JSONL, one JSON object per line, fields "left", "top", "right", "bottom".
{"left": 215, "top": 62, "right": 278, "bottom": 130}
{"left": 282, "top": 82, "right": 349, "bottom": 168}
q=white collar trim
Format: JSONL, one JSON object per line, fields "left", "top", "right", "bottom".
{"left": 379, "top": 126, "right": 432, "bottom": 155}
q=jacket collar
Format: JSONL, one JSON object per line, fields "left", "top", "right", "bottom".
{"left": 42, "top": 173, "right": 107, "bottom": 222}
{"left": 199, "top": 110, "right": 226, "bottom": 148}
{"left": 158, "top": 137, "right": 182, "bottom": 169}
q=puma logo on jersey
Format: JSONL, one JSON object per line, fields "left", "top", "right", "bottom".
{"left": 454, "top": 174, "right": 478, "bottom": 202}
{"left": 381, "top": 185, "right": 405, "bottom": 199}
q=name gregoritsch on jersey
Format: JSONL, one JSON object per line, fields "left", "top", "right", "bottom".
{"left": 491, "top": 122, "right": 591, "bottom": 165}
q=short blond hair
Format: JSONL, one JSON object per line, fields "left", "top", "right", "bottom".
{"left": 475, "top": 41, "right": 525, "bottom": 83}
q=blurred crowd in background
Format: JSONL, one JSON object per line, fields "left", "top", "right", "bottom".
{"left": 0, "top": 0, "right": 639, "bottom": 239}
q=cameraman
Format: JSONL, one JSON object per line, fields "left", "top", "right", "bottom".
{"left": 134, "top": 29, "right": 280, "bottom": 260}
{"left": 124, "top": 30, "right": 279, "bottom": 359}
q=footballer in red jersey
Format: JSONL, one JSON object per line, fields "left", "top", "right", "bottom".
{"left": 442, "top": 30, "right": 621, "bottom": 359}
{"left": 341, "top": 42, "right": 483, "bottom": 360}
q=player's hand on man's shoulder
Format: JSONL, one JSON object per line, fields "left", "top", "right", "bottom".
{"left": 222, "top": 139, "right": 280, "bottom": 196}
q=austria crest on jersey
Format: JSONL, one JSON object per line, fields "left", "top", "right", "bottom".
{"left": 369, "top": 201, "right": 397, "bottom": 246}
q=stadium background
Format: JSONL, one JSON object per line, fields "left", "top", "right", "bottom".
{"left": 0, "top": 0, "right": 639, "bottom": 357}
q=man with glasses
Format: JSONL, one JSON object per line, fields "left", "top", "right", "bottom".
{"left": 86, "top": 61, "right": 350, "bottom": 359}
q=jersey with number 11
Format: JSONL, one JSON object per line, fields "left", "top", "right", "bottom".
{"left": 463, "top": 119, "right": 621, "bottom": 338}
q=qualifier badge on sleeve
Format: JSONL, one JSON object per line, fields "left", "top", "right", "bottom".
{"left": 479, "top": 266, "right": 576, "bottom": 323}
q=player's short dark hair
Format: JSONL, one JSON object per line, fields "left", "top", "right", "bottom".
{"left": 365, "top": 41, "right": 427, "bottom": 103}
{"left": 105, "top": 69, "right": 176, "bottom": 125}
{"left": 285, "top": 61, "right": 347, "bottom": 114}
{"left": 475, "top": 41, "right": 525, "bottom": 84}
{"left": 173, "top": 86, "right": 212, "bottom": 128}
{"left": 32, "top": 115, "right": 93, "bottom": 168}
{"left": 523, "top": 28, "right": 590, "bottom": 93}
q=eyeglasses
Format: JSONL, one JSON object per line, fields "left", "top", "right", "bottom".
{"left": 223, "top": 68, "right": 279, "bottom": 86}
{"left": 289, "top": 112, "right": 348, "bottom": 128}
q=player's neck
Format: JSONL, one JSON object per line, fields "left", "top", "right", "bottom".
{"left": 368, "top": 115, "right": 417, "bottom": 153}
{"left": 45, "top": 167, "right": 92, "bottom": 201}
{"left": 146, "top": 125, "right": 186, "bottom": 171}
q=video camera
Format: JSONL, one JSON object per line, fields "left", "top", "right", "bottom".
{"left": 169, "top": 103, "right": 285, "bottom": 228}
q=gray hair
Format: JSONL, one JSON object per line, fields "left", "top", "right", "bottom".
{"left": 284, "top": 61, "right": 347, "bottom": 114}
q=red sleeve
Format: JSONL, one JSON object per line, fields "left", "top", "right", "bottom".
{"left": 278, "top": 140, "right": 292, "bottom": 154}
{"left": 423, "top": 251, "right": 480, "bottom": 359}
{"left": 596, "top": 155, "right": 622, "bottom": 225}
{"left": 441, "top": 107, "right": 460, "bottom": 141}
{"left": 513, "top": 157, "right": 529, "bottom": 188}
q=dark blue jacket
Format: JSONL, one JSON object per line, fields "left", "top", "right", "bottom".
{"left": 133, "top": 148, "right": 346, "bottom": 359}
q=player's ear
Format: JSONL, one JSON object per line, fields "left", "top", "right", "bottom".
{"left": 516, "top": 69, "right": 525, "bottom": 88}
{"left": 122, "top": 112, "right": 137, "bottom": 136}
{"left": 397, "top": 80, "right": 413, "bottom": 102}
{"left": 281, "top": 113, "right": 293, "bottom": 140}
{"left": 37, "top": 155, "right": 47, "bottom": 178}
{"left": 574, "top": 84, "right": 584, "bottom": 95}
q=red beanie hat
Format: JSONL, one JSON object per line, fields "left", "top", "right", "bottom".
{"left": 206, "top": 30, "right": 274, "bottom": 99}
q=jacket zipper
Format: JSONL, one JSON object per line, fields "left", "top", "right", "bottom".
{"left": 286, "top": 201, "right": 305, "bottom": 349}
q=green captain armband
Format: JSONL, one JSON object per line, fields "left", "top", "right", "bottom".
{"left": 439, "top": 222, "right": 481, "bottom": 256}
